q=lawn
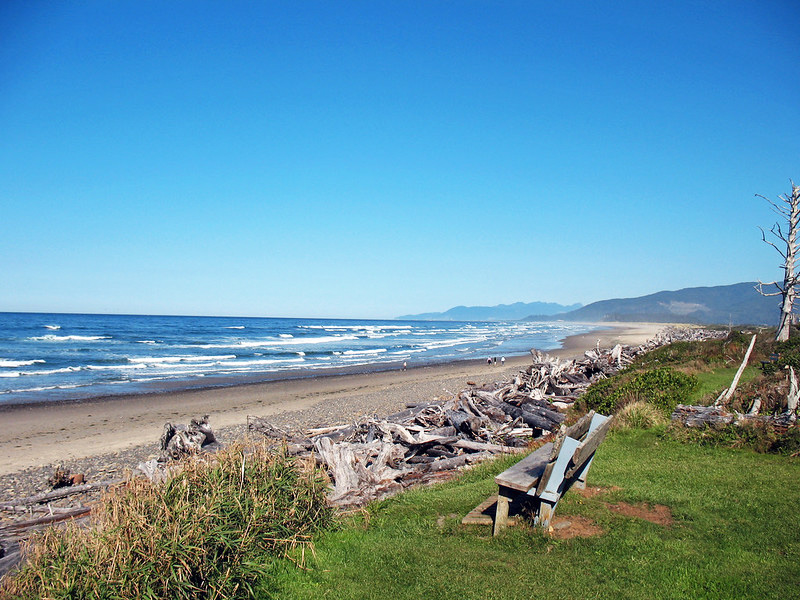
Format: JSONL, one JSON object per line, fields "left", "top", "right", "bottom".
{"left": 266, "top": 428, "right": 800, "bottom": 600}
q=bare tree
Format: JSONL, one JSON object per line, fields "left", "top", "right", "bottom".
{"left": 756, "top": 181, "right": 800, "bottom": 341}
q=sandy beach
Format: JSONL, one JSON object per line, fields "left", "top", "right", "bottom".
{"left": 0, "top": 322, "right": 666, "bottom": 490}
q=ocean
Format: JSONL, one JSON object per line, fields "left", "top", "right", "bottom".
{"left": 0, "top": 313, "right": 598, "bottom": 405}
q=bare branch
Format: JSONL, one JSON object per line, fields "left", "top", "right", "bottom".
{"left": 771, "top": 222, "right": 790, "bottom": 244}
{"left": 757, "top": 193, "right": 790, "bottom": 217}
{"left": 755, "top": 280, "right": 784, "bottom": 297}
{"left": 759, "top": 226, "right": 787, "bottom": 258}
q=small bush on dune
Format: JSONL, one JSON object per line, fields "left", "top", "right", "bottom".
{"left": 3, "top": 442, "right": 334, "bottom": 600}
{"left": 578, "top": 367, "right": 698, "bottom": 416}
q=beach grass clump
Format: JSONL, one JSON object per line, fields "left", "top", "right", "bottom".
{"left": 613, "top": 400, "right": 668, "bottom": 430}
{"left": 3, "top": 442, "right": 334, "bottom": 600}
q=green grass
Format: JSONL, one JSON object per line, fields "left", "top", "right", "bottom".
{"left": 267, "top": 429, "right": 800, "bottom": 600}
{"left": 688, "top": 365, "right": 759, "bottom": 404}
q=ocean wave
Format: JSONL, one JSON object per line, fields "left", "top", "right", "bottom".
{"left": 188, "top": 335, "right": 358, "bottom": 349}
{"left": 225, "top": 326, "right": 245, "bottom": 329}
{"left": 1, "top": 383, "right": 83, "bottom": 394}
{"left": 137, "top": 340, "right": 159, "bottom": 345}
{"left": 342, "top": 348, "right": 387, "bottom": 356}
{"left": 2, "top": 366, "right": 83, "bottom": 377}
{"left": 43, "top": 324, "right": 61, "bottom": 330}
{"left": 279, "top": 334, "right": 293, "bottom": 338}
{"left": 0, "top": 359, "right": 46, "bottom": 368}
{"left": 29, "top": 334, "right": 111, "bottom": 342}
{"left": 128, "top": 354, "right": 237, "bottom": 364}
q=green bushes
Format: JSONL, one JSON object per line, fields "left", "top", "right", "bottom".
{"left": 3, "top": 442, "right": 334, "bottom": 600}
{"left": 578, "top": 367, "right": 698, "bottom": 416}
{"left": 666, "top": 420, "right": 800, "bottom": 455}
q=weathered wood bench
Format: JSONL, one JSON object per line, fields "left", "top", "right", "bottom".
{"left": 491, "top": 410, "right": 612, "bottom": 535}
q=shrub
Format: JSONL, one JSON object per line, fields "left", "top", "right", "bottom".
{"left": 579, "top": 367, "right": 698, "bottom": 416}
{"left": 3, "top": 442, "right": 334, "bottom": 599}
{"left": 665, "top": 421, "right": 800, "bottom": 455}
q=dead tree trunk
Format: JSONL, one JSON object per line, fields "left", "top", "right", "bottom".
{"left": 757, "top": 181, "right": 800, "bottom": 341}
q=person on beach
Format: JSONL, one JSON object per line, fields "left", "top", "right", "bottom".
{"left": 501, "top": 356, "right": 505, "bottom": 366}
{"left": 402, "top": 361, "right": 407, "bottom": 371}
{"left": 487, "top": 357, "right": 492, "bottom": 365}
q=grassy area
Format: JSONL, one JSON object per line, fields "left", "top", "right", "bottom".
{"left": 267, "top": 429, "right": 800, "bottom": 600}
{"left": 688, "top": 365, "right": 759, "bottom": 404}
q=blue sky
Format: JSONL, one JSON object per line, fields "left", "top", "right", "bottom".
{"left": 1, "top": 1, "right": 798, "bottom": 319}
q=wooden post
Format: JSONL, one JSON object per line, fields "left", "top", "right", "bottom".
{"left": 493, "top": 490, "right": 511, "bottom": 536}
{"left": 538, "top": 500, "right": 556, "bottom": 530}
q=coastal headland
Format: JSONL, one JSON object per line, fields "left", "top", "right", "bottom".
{"left": 0, "top": 322, "right": 665, "bottom": 482}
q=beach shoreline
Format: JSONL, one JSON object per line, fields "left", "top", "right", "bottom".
{"left": 0, "top": 322, "right": 666, "bottom": 485}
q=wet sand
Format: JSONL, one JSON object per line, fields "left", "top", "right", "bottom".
{"left": 0, "top": 322, "right": 666, "bottom": 478}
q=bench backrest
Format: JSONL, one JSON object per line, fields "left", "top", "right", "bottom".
{"left": 494, "top": 411, "right": 612, "bottom": 495}
{"left": 536, "top": 411, "right": 611, "bottom": 498}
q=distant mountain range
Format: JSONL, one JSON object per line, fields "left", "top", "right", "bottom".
{"left": 525, "top": 282, "right": 776, "bottom": 325}
{"left": 398, "top": 282, "right": 779, "bottom": 326}
{"left": 397, "top": 301, "right": 582, "bottom": 322}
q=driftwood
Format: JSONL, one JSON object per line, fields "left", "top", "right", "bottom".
{"left": 159, "top": 415, "right": 218, "bottom": 461}
{"left": 714, "top": 334, "right": 757, "bottom": 407}
{"left": 0, "top": 480, "right": 123, "bottom": 509}
{"left": 244, "top": 326, "right": 728, "bottom": 507}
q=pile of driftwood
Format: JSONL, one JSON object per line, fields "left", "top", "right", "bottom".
{"left": 248, "top": 327, "right": 729, "bottom": 507}
{"left": 0, "top": 478, "right": 122, "bottom": 579}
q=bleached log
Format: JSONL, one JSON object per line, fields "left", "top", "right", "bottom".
{"left": 451, "top": 439, "right": 525, "bottom": 454}
{"left": 0, "top": 506, "right": 92, "bottom": 531}
{"left": 0, "top": 480, "right": 123, "bottom": 507}
{"left": 714, "top": 334, "right": 757, "bottom": 407}
{"left": 747, "top": 397, "right": 762, "bottom": 416}
{"left": 786, "top": 367, "right": 799, "bottom": 420}
{"left": 671, "top": 404, "right": 736, "bottom": 427}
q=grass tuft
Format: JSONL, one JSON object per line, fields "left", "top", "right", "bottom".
{"left": 614, "top": 401, "right": 668, "bottom": 430}
{"left": 2, "top": 441, "right": 334, "bottom": 599}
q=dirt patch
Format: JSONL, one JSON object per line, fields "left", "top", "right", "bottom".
{"left": 608, "top": 501, "right": 673, "bottom": 526}
{"left": 573, "top": 485, "right": 621, "bottom": 499}
{"left": 548, "top": 515, "right": 604, "bottom": 539}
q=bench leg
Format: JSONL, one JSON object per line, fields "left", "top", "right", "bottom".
{"left": 538, "top": 499, "right": 557, "bottom": 530}
{"left": 493, "top": 492, "right": 510, "bottom": 536}
{"left": 572, "top": 453, "right": 597, "bottom": 490}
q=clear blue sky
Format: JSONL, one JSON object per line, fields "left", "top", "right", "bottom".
{"left": 1, "top": 1, "right": 798, "bottom": 319}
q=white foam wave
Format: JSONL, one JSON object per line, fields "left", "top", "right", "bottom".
{"left": 137, "top": 340, "right": 158, "bottom": 345}
{"left": 190, "top": 335, "right": 358, "bottom": 349}
{"left": 1, "top": 383, "right": 83, "bottom": 393}
{"left": 279, "top": 334, "right": 293, "bottom": 338}
{"left": 225, "top": 326, "right": 245, "bottom": 329}
{"left": 342, "top": 348, "right": 387, "bottom": 356}
{"left": 85, "top": 364, "right": 147, "bottom": 371}
{"left": 128, "top": 355, "right": 236, "bottom": 364}
{"left": 30, "top": 334, "right": 111, "bottom": 342}
{"left": 0, "top": 359, "right": 46, "bottom": 368}
{"left": 423, "top": 336, "right": 487, "bottom": 350}
{"left": 44, "top": 324, "right": 61, "bottom": 330}
{"left": 4, "top": 366, "right": 83, "bottom": 377}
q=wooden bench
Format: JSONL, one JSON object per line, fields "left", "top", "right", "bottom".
{"left": 491, "top": 411, "right": 612, "bottom": 535}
